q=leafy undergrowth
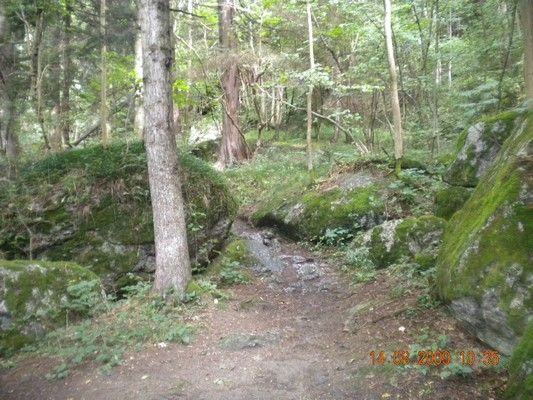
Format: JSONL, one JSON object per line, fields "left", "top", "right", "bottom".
{"left": 7, "top": 280, "right": 224, "bottom": 379}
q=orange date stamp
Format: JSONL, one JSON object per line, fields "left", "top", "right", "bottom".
{"left": 370, "top": 350, "right": 501, "bottom": 367}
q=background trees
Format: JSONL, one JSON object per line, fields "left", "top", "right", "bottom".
{"left": 0, "top": 0, "right": 530, "bottom": 172}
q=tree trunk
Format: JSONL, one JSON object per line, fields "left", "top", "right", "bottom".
{"left": 520, "top": 0, "right": 533, "bottom": 100}
{"left": 217, "top": 0, "right": 249, "bottom": 168}
{"left": 134, "top": 6, "right": 144, "bottom": 139}
{"left": 30, "top": 9, "right": 50, "bottom": 151}
{"left": 384, "top": 0, "right": 403, "bottom": 175}
{"left": 60, "top": 0, "right": 72, "bottom": 148}
{"left": 100, "top": 0, "right": 110, "bottom": 146}
{"left": 306, "top": 0, "right": 315, "bottom": 173}
{"left": 140, "top": 0, "right": 191, "bottom": 298}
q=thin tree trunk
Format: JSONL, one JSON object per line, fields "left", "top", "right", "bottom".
{"left": 519, "top": 0, "right": 533, "bottom": 100}
{"left": 384, "top": 0, "right": 403, "bottom": 175}
{"left": 100, "top": 0, "right": 110, "bottom": 146}
{"left": 134, "top": 5, "right": 144, "bottom": 139}
{"left": 217, "top": 0, "right": 249, "bottom": 168}
{"left": 30, "top": 10, "right": 50, "bottom": 151}
{"left": 60, "top": 0, "right": 72, "bottom": 148}
{"left": 140, "top": 0, "right": 191, "bottom": 298}
{"left": 306, "top": 0, "right": 315, "bottom": 173}
{"left": 431, "top": 0, "right": 440, "bottom": 158}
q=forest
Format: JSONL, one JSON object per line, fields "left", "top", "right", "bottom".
{"left": 0, "top": 0, "right": 531, "bottom": 399}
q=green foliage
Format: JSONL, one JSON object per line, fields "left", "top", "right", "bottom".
{"left": 439, "top": 363, "right": 473, "bottom": 380}
{"left": 31, "top": 281, "right": 193, "bottom": 377}
{"left": 219, "top": 261, "right": 250, "bottom": 285}
{"left": 343, "top": 247, "right": 377, "bottom": 283}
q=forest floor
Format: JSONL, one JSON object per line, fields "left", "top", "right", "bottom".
{"left": 0, "top": 219, "right": 506, "bottom": 400}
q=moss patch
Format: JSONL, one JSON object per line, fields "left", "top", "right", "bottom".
{"left": 0, "top": 142, "right": 237, "bottom": 292}
{"left": 0, "top": 259, "right": 103, "bottom": 355}
{"left": 437, "top": 110, "right": 533, "bottom": 337}
{"left": 356, "top": 215, "right": 445, "bottom": 269}
{"left": 434, "top": 186, "right": 472, "bottom": 220}
{"left": 506, "top": 322, "right": 533, "bottom": 399}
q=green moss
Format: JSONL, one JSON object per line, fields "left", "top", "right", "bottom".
{"left": 0, "top": 259, "right": 102, "bottom": 355}
{"left": 365, "top": 216, "right": 445, "bottom": 269}
{"left": 445, "top": 109, "right": 526, "bottom": 187}
{"left": 437, "top": 110, "right": 533, "bottom": 336}
{"left": 506, "top": 322, "right": 533, "bottom": 400}
{"left": 435, "top": 186, "right": 472, "bottom": 220}
{"left": 224, "top": 239, "right": 253, "bottom": 265}
{"left": 0, "top": 142, "right": 237, "bottom": 289}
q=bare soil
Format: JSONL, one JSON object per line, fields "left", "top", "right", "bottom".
{"left": 0, "top": 221, "right": 506, "bottom": 400}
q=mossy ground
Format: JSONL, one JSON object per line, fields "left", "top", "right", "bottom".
{"left": 434, "top": 186, "right": 472, "bottom": 220}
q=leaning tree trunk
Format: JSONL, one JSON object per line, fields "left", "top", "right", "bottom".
{"left": 520, "top": 0, "right": 533, "bottom": 100}
{"left": 217, "top": 0, "right": 249, "bottom": 168}
{"left": 140, "top": 0, "right": 191, "bottom": 298}
{"left": 384, "top": 0, "right": 403, "bottom": 176}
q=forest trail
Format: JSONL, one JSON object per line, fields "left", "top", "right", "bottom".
{"left": 0, "top": 221, "right": 502, "bottom": 400}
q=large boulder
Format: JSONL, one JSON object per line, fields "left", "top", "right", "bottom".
{"left": 444, "top": 109, "right": 529, "bottom": 187}
{"left": 0, "top": 259, "right": 104, "bottom": 354}
{"left": 251, "top": 171, "right": 387, "bottom": 241}
{"left": 354, "top": 215, "right": 445, "bottom": 269}
{"left": 506, "top": 321, "right": 533, "bottom": 399}
{"left": 436, "top": 110, "right": 532, "bottom": 355}
{"left": 0, "top": 142, "right": 237, "bottom": 291}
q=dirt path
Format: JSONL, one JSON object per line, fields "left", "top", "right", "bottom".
{"left": 0, "top": 221, "right": 505, "bottom": 400}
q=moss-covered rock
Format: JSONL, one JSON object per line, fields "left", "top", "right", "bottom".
{"left": 0, "top": 142, "right": 237, "bottom": 291}
{"left": 436, "top": 110, "right": 532, "bottom": 355}
{"left": 251, "top": 172, "right": 387, "bottom": 241}
{"left": 505, "top": 321, "right": 533, "bottom": 399}
{"left": 434, "top": 186, "right": 472, "bottom": 220}
{"left": 444, "top": 109, "right": 529, "bottom": 187}
{"left": 354, "top": 215, "right": 445, "bottom": 269}
{"left": 0, "top": 259, "right": 103, "bottom": 354}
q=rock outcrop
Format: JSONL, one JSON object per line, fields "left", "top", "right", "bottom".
{"left": 437, "top": 109, "right": 532, "bottom": 356}
{"left": 354, "top": 215, "right": 445, "bottom": 269}
{"left": 0, "top": 142, "right": 237, "bottom": 291}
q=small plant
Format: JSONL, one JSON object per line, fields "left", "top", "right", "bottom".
{"left": 439, "top": 362, "right": 473, "bottom": 379}
{"left": 317, "top": 227, "right": 353, "bottom": 246}
{"left": 46, "top": 363, "right": 69, "bottom": 380}
{"left": 343, "top": 247, "right": 377, "bottom": 283}
{"left": 219, "top": 261, "right": 249, "bottom": 284}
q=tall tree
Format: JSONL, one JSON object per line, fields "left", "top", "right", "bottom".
{"left": 0, "top": 4, "right": 20, "bottom": 177}
{"left": 217, "top": 0, "right": 249, "bottom": 168}
{"left": 306, "top": 0, "right": 315, "bottom": 173}
{"left": 520, "top": 0, "right": 533, "bottom": 100}
{"left": 134, "top": 3, "right": 144, "bottom": 139}
{"left": 60, "top": 0, "right": 73, "bottom": 148}
{"left": 140, "top": 0, "right": 191, "bottom": 297}
{"left": 100, "top": 0, "right": 109, "bottom": 146}
{"left": 384, "top": 0, "right": 403, "bottom": 175}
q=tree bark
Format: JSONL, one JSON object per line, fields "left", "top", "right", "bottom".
{"left": 520, "top": 0, "right": 533, "bottom": 100}
{"left": 217, "top": 0, "right": 249, "bottom": 168}
{"left": 0, "top": 7, "right": 19, "bottom": 177}
{"left": 60, "top": 0, "right": 73, "bottom": 148}
{"left": 384, "top": 0, "right": 403, "bottom": 175}
{"left": 306, "top": 0, "right": 315, "bottom": 173}
{"left": 134, "top": 4, "right": 144, "bottom": 139}
{"left": 100, "top": 0, "right": 110, "bottom": 146}
{"left": 30, "top": 9, "right": 50, "bottom": 151}
{"left": 140, "top": 0, "right": 191, "bottom": 298}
